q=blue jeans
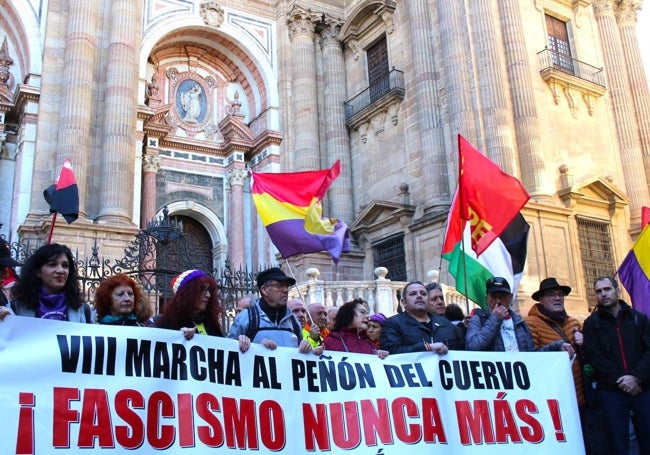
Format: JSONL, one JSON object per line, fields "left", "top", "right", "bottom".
{"left": 597, "top": 389, "right": 650, "bottom": 455}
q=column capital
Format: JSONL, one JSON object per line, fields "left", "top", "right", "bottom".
{"left": 142, "top": 154, "right": 161, "bottom": 173}
{"left": 319, "top": 18, "right": 343, "bottom": 49}
{"left": 228, "top": 168, "right": 248, "bottom": 186}
{"left": 287, "top": 5, "right": 321, "bottom": 41}
{"left": 591, "top": 0, "right": 617, "bottom": 17}
{"left": 615, "top": 0, "right": 641, "bottom": 26}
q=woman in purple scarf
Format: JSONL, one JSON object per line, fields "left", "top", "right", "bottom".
{"left": 8, "top": 243, "right": 93, "bottom": 323}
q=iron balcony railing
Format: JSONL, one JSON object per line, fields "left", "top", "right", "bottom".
{"left": 345, "top": 68, "right": 405, "bottom": 121}
{"left": 537, "top": 48, "right": 605, "bottom": 87}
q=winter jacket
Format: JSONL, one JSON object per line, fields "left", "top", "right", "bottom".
{"left": 526, "top": 304, "right": 585, "bottom": 405}
{"left": 323, "top": 326, "right": 377, "bottom": 354}
{"left": 380, "top": 311, "right": 465, "bottom": 354}
{"left": 11, "top": 299, "right": 94, "bottom": 323}
{"left": 583, "top": 300, "right": 650, "bottom": 391}
{"left": 466, "top": 307, "right": 564, "bottom": 352}
{"left": 227, "top": 299, "right": 301, "bottom": 348}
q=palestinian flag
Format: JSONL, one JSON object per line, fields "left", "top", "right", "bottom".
{"left": 43, "top": 159, "right": 79, "bottom": 224}
{"left": 442, "top": 191, "right": 530, "bottom": 308}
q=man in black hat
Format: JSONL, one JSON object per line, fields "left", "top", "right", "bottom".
{"left": 227, "top": 267, "right": 312, "bottom": 353}
{"left": 466, "top": 277, "right": 574, "bottom": 354}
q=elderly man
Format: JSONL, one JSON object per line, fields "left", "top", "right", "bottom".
{"left": 525, "top": 277, "right": 606, "bottom": 454}
{"left": 228, "top": 268, "right": 311, "bottom": 353}
{"left": 380, "top": 281, "right": 464, "bottom": 354}
{"left": 426, "top": 282, "right": 446, "bottom": 316}
{"left": 583, "top": 276, "right": 650, "bottom": 454}
{"left": 466, "top": 277, "right": 574, "bottom": 355}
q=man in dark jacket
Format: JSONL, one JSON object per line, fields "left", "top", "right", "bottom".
{"left": 380, "top": 281, "right": 464, "bottom": 354}
{"left": 583, "top": 276, "right": 650, "bottom": 454}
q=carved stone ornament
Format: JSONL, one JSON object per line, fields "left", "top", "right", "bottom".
{"left": 200, "top": 1, "right": 225, "bottom": 28}
{"left": 0, "top": 37, "right": 14, "bottom": 88}
{"left": 167, "top": 71, "right": 215, "bottom": 136}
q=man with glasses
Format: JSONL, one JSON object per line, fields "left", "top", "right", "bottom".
{"left": 228, "top": 267, "right": 312, "bottom": 353}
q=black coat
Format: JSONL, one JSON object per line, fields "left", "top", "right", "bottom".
{"left": 380, "top": 311, "right": 465, "bottom": 354}
{"left": 583, "top": 300, "right": 650, "bottom": 390}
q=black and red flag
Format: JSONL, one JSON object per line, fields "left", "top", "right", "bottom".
{"left": 44, "top": 159, "right": 79, "bottom": 224}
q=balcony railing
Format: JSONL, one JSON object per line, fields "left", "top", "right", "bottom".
{"left": 537, "top": 48, "right": 605, "bottom": 88}
{"left": 344, "top": 68, "right": 405, "bottom": 122}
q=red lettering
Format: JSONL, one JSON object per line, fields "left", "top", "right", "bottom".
{"left": 392, "top": 397, "right": 421, "bottom": 444}
{"left": 53, "top": 387, "right": 80, "bottom": 448}
{"left": 16, "top": 392, "right": 35, "bottom": 455}
{"left": 455, "top": 400, "right": 494, "bottom": 445}
{"left": 422, "top": 398, "right": 447, "bottom": 443}
{"left": 302, "top": 403, "right": 330, "bottom": 451}
{"left": 196, "top": 393, "right": 224, "bottom": 447}
{"left": 114, "top": 389, "right": 145, "bottom": 449}
{"left": 360, "top": 399, "right": 393, "bottom": 445}
{"left": 330, "top": 401, "right": 361, "bottom": 449}
{"left": 516, "top": 399, "right": 543, "bottom": 443}
{"left": 223, "top": 397, "right": 258, "bottom": 449}
{"left": 259, "top": 400, "right": 285, "bottom": 451}
{"left": 494, "top": 399, "right": 522, "bottom": 443}
{"left": 78, "top": 389, "right": 114, "bottom": 448}
{"left": 147, "top": 391, "right": 175, "bottom": 449}
{"left": 178, "top": 393, "right": 195, "bottom": 447}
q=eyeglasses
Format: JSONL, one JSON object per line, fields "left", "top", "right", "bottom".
{"left": 265, "top": 282, "right": 289, "bottom": 290}
{"left": 201, "top": 287, "right": 211, "bottom": 295}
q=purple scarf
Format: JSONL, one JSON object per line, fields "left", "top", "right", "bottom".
{"left": 37, "top": 290, "right": 68, "bottom": 321}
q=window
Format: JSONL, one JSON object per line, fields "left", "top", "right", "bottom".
{"left": 576, "top": 218, "right": 616, "bottom": 309}
{"left": 545, "top": 14, "right": 574, "bottom": 74}
{"left": 366, "top": 36, "right": 389, "bottom": 103}
{"left": 372, "top": 234, "right": 406, "bottom": 281}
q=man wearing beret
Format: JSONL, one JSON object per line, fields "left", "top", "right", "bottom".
{"left": 228, "top": 267, "right": 312, "bottom": 353}
{"left": 526, "top": 278, "right": 606, "bottom": 455}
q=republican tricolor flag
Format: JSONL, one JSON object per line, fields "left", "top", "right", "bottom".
{"left": 251, "top": 161, "right": 350, "bottom": 263}
{"left": 618, "top": 225, "right": 650, "bottom": 316}
{"left": 43, "top": 159, "right": 79, "bottom": 224}
{"left": 442, "top": 136, "right": 530, "bottom": 307}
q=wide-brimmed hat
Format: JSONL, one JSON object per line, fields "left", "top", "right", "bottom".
{"left": 256, "top": 267, "right": 296, "bottom": 288}
{"left": 0, "top": 239, "right": 21, "bottom": 268}
{"left": 532, "top": 277, "right": 571, "bottom": 301}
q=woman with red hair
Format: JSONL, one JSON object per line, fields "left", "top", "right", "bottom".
{"left": 94, "top": 273, "right": 152, "bottom": 326}
{"left": 155, "top": 270, "right": 223, "bottom": 339}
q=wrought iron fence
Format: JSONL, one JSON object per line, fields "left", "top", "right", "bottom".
{"left": 1, "top": 209, "right": 263, "bottom": 332}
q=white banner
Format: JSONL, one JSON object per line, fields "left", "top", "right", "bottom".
{"left": 0, "top": 316, "right": 584, "bottom": 454}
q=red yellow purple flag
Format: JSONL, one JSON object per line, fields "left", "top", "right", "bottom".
{"left": 458, "top": 135, "right": 530, "bottom": 256}
{"left": 618, "top": 225, "right": 650, "bottom": 316}
{"left": 251, "top": 161, "right": 350, "bottom": 263}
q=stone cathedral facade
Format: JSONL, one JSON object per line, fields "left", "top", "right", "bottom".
{"left": 1, "top": 0, "right": 649, "bottom": 317}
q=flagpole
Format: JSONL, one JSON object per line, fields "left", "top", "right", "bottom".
{"left": 284, "top": 257, "right": 315, "bottom": 325}
{"left": 459, "top": 223, "right": 471, "bottom": 316}
{"left": 46, "top": 212, "right": 58, "bottom": 244}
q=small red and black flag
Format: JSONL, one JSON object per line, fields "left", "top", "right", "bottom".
{"left": 44, "top": 159, "right": 79, "bottom": 224}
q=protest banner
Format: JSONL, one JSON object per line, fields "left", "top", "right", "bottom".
{"left": 0, "top": 316, "right": 584, "bottom": 454}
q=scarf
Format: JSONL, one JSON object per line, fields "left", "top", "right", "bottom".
{"left": 37, "top": 290, "right": 68, "bottom": 321}
{"left": 99, "top": 313, "right": 138, "bottom": 325}
{"left": 538, "top": 304, "right": 567, "bottom": 324}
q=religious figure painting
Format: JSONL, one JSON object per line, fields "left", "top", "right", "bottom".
{"left": 176, "top": 80, "right": 207, "bottom": 124}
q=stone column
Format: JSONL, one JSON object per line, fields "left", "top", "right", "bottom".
{"left": 593, "top": 0, "right": 650, "bottom": 219}
{"left": 287, "top": 5, "right": 321, "bottom": 171}
{"left": 467, "top": 0, "right": 517, "bottom": 175}
{"left": 228, "top": 168, "right": 248, "bottom": 270}
{"left": 140, "top": 154, "right": 160, "bottom": 228}
{"left": 319, "top": 18, "right": 353, "bottom": 224}
{"left": 498, "top": 0, "right": 547, "bottom": 197}
{"left": 405, "top": 0, "right": 448, "bottom": 206}
{"left": 616, "top": 1, "right": 650, "bottom": 190}
{"left": 97, "top": 0, "right": 141, "bottom": 223}
{"left": 55, "top": 0, "right": 100, "bottom": 218}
